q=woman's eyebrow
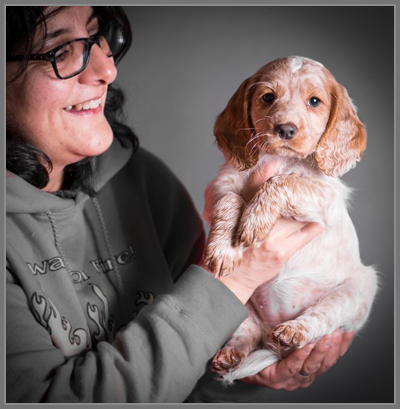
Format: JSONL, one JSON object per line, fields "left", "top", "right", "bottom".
{"left": 45, "top": 10, "right": 97, "bottom": 40}
{"left": 45, "top": 28, "right": 69, "bottom": 40}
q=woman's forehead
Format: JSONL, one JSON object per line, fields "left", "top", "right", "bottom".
{"left": 42, "top": 6, "right": 95, "bottom": 32}
{"left": 33, "top": 6, "right": 96, "bottom": 49}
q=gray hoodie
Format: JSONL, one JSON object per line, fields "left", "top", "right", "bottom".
{"left": 6, "top": 134, "right": 248, "bottom": 403}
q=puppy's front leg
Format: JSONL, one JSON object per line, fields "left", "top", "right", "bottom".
{"left": 237, "top": 174, "right": 331, "bottom": 247}
{"left": 205, "top": 192, "right": 245, "bottom": 276}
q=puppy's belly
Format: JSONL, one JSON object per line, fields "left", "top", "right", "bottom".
{"left": 249, "top": 279, "right": 327, "bottom": 328}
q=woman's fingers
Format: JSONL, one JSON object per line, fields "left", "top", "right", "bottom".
{"left": 338, "top": 331, "right": 355, "bottom": 358}
{"left": 240, "top": 343, "right": 316, "bottom": 388}
{"left": 301, "top": 330, "right": 354, "bottom": 378}
{"left": 301, "top": 332, "right": 337, "bottom": 376}
{"left": 239, "top": 330, "right": 355, "bottom": 390}
{"left": 242, "top": 159, "right": 283, "bottom": 202}
{"left": 263, "top": 221, "right": 324, "bottom": 261}
{"left": 275, "top": 343, "right": 316, "bottom": 381}
{"left": 265, "top": 218, "right": 308, "bottom": 242}
{"left": 286, "top": 222, "right": 324, "bottom": 251}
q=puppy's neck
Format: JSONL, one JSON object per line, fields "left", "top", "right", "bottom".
{"left": 254, "top": 153, "right": 312, "bottom": 175}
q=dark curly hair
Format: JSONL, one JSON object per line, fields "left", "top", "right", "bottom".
{"left": 6, "top": 6, "right": 139, "bottom": 195}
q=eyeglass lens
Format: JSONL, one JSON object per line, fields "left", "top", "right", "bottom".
{"left": 55, "top": 24, "right": 124, "bottom": 79}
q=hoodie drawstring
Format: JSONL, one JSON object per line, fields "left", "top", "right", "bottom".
{"left": 46, "top": 210, "right": 72, "bottom": 276}
{"left": 91, "top": 197, "right": 126, "bottom": 300}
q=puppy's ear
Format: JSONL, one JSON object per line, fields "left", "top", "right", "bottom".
{"left": 315, "top": 82, "right": 367, "bottom": 177}
{"left": 214, "top": 76, "right": 259, "bottom": 170}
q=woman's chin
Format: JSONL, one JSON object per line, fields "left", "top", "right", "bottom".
{"left": 80, "top": 125, "right": 114, "bottom": 158}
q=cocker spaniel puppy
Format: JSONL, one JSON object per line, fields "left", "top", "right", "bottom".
{"left": 203, "top": 56, "right": 378, "bottom": 384}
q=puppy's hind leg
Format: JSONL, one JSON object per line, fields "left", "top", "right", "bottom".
{"left": 221, "top": 348, "right": 280, "bottom": 385}
{"left": 271, "top": 265, "right": 378, "bottom": 348}
{"left": 211, "top": 313, "right": 263, "bottom": 380}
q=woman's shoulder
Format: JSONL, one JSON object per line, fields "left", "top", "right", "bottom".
{"left": 105, "top": 136, "right": 195, "bottom": 209}
{"left": 124, "top": 146, "right": 181, "bottom": 188}
{"left": 130, "top": 146, "right": 172, "bottom": 171}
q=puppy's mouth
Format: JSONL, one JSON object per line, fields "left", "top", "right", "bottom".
{"left": 252, "top": 132, "right": 302, "bottom": 156}
{"left": 276, "top": 145, "right": 308, "bottom": 158}
{"left": 278, "top": 145, "right": 298, "bottom": 153}
{"left": 253, "top": 126, "right": 312, "bottom": 158}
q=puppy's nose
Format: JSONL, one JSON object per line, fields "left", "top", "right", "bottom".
{"left": 276, "top": 123, "right": 298, "bottom": 140}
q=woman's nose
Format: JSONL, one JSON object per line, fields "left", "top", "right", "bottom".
{"left": 79, "top": 43, "right": 118, "bottom": 84}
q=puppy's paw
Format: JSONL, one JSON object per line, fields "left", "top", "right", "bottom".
{"left": 236, "top": 215, "right": 273, "bottom": 247}
{"left": 211, "top": 347, "right": 245, "bottom": 375}
{"left": 204, "top": 242, "right": 243, "bottom": 277}
{"left": 271, "top": 321, "right": 310, "bottom": 349}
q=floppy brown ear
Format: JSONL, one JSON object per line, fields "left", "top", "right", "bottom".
{"left": 214, "top": 76, "right": 260, "bottom": 170}
{"left": 315, "top": 82, "right": 367, "bottom": 177}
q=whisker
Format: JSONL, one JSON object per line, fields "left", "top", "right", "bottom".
{"left": 248, "top": 142, "right": 260, "bottom": 157}
{"left": 258, "top": 140, "right": 272, "bottom": 154}
{"left": 246, "top": 131, "right": 272, "bottom": 157}
{"left": 246, "top": 131, "right": 269, "bottom": 148}
{"left": 254, "top": 116, "right": 273, "bottom": 125}
{"left": 245, "top": 134, "right": 260, "bottom": 155}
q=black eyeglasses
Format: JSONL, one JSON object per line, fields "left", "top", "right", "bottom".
{"left": 7, "top": 21, "right": 126, "bottom": 80}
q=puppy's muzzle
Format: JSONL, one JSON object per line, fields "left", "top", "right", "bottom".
{"left": 276, "top": 123, "right": 298, "bottom": 140}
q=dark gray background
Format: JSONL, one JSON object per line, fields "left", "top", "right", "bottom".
{"left": 115, "top": 6, "right": 394, "bottom": 403}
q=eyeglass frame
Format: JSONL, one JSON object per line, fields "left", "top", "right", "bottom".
{"left": 7, "top": 22, "right": 125, "bottom": 80}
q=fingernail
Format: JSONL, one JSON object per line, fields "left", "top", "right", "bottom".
{"left": 333, "top": 330, "right": 342, "bottom": 343}
{"left": 324, "top": 334, "right": 333, "bottom": 345}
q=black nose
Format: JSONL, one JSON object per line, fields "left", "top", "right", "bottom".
{"left": 276, "top": 123, "right": 298, "bottom": 140}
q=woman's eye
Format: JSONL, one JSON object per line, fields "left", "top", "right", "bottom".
{"left": 55, "top": 49, "right": 70, "bottom": 63}
{"left": 88, "top": 26, "right": 100, "bottom": 37}
{"left": 262, "top": 93, "right": 275, "bottom": 103}
{"left": 308, "top": 97, "right": 321, "bottom": 107}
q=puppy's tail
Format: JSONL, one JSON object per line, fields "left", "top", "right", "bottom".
{"left": 221, "top": 349, "right": 279, "bottom": 385}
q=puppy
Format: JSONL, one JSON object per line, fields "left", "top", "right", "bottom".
{"left": 203, "top": 56, "right": 378, "bottom": 384}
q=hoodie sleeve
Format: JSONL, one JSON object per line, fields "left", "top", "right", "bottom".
{"left": 7, "top": 265, "right": 247, "bottom": 403}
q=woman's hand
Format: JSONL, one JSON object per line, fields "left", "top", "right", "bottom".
{"left": 240, "top": 329, "right": 355, "bottom": 390}
{"left": 211, "top": 219, "right": 323, "bottom": 304}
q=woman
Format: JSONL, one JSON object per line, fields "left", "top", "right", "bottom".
{"left": 6, "top": 6, "right": 353, "bottom": 403}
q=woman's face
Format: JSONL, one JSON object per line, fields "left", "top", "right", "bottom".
{"left": 6, "top": 6, "right": 118, "bottom": 174}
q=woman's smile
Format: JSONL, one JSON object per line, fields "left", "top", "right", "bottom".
{"left": 64, "top": 97, "right": 102, "bottom": 112}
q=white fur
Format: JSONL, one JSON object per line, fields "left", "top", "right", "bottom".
{"left": 290, "top": 56, "right": 303, "bottom": 73}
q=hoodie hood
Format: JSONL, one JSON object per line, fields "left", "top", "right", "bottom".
{"left": 6, "top": 134, "right": 134, "bottom": 214}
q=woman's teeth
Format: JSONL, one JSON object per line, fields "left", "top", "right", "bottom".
{"left": 65, "top": 98, "right": 102, "bottom": 112}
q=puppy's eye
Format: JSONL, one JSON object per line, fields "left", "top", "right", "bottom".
{"left": 262, "top": 93, "right": 275, "bottom": 103}
{"left": 308, "top": 97, "right": 321, "bottom": 107}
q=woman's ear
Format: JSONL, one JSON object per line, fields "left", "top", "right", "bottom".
{"left": 315, "top": 82, "right": 367, "bottom": 177}
{"left": 214, "top": 76, "right": 260, "bottom": 170}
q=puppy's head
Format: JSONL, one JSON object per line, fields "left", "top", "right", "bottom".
{"left": 214, "top": 56, "right": 366, "bottom": 177}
